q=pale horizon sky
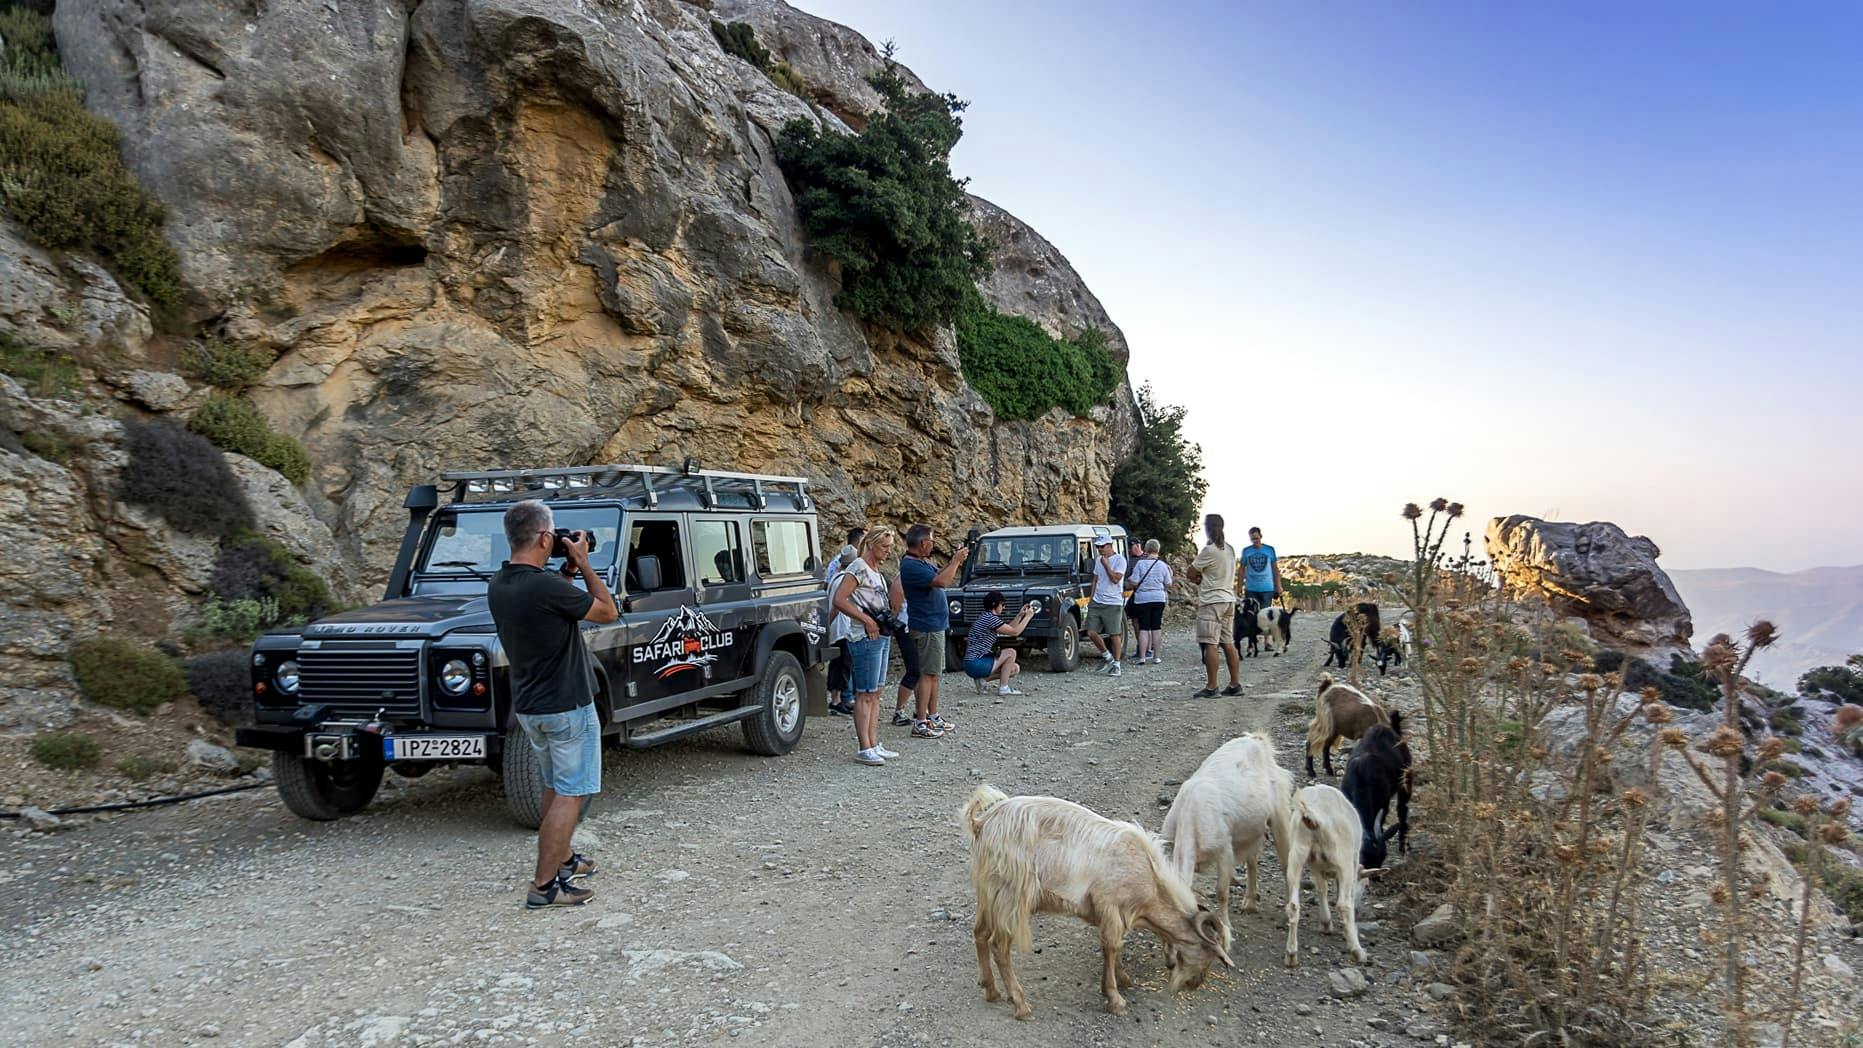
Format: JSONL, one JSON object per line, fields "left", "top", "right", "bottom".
{"left": 802, "top": 0, "right": 1862, "bottom": 573}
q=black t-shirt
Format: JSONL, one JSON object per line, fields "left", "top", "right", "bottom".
{"left": 488, "top": 562, "right": 596, "bottom": 716}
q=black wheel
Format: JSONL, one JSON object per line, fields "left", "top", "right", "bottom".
{"left": 502, "top": 723, "right": 546, "bottom": 829}
{"left": 1047, "top": 614, "right": 1081, "bottom": 673}
{"left": 389, "top": 761, "right": 433, "bottom": 779}
{"left": 272, "top": 752, "right": 383, "bottom": 821}
{"left": 946, "top": 636, "right": 965, "bottom": 673}
{"left": 743, "top": 651, "right": 807, "bottom": 756}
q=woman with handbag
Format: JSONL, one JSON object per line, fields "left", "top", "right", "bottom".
{"left": 1126, "top": 539, "right": 1173, "bottom": 665}
{"left": 831, "top": 526, "right": 899, "bottom": 766}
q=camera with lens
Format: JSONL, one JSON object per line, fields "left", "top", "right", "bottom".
{"left": 550, "top": 528, "right": 599, "bottom": 558}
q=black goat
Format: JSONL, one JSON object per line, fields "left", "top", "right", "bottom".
{"left": 1341, "top": 710, "right": 1410, "bottom": 870}
{"left": 1326, "top": 606, "right": 1386, "bottom": 673}
{"left": 1233, "top": 596, "right": 1263, "bottom": 657}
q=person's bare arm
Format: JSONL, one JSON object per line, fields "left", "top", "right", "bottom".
{"left": 1273, "top": 560, "right": 1283, "bottom": 596}
{"left": 833, "top": 574, "right": 880, "bottom": 639}
{"left": 887, "top": 572, "right": 904, "bottom": 615}
{"left": 997, "top": 605, "right": 1037, "bottom": 638}
{"left": 932, "top": 545, "right": 968, "bottom": 587}
{"left": 563, "top": 533, "right": 618, "bottom": 624}
{"left": 1100, "top": 553, "right": 1124, "bottom": 585}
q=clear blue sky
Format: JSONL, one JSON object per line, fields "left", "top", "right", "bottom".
{"left": 803, "top": 0, "right": 1863, "bottom": 571}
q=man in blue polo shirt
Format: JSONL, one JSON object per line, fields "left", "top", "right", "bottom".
{"left": 1240, "top": 526, "right": 1281, "bottom": 612}
{"left": 899, "top": 523, "right": 968, "bottom": 736}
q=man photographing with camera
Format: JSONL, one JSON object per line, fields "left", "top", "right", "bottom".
{"left": 488, "top": 499, "right": 619, "bottom": 908}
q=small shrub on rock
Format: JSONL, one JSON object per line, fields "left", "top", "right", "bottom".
{"left": 0, "top": 333, "right": 81, "bottom": 397}
{"left": 69, "top": 636, "right": 189, "bottom": 714}
{"left": 20, "top": 429, "right": 73, "bottom": 464}
{"left": 180, "top": 339, "right": 273, "bottom": 389}
{"left": 119, "top": 418, "right": 256, "bottom": 537}
{"left": 211, "top": 533, "right": 332, "bottom": 624}
{"left": 186, "top": 394, "right": 311, "bottom": 484}
{"left": 185, "top": 649, "right": 256, "bottom": 725}
{"left": 954, "top": 298, "right": 1120, "bottom": 420}
{"left": 30, "top": 731, "right": 102, "bottom": 770}
{"left": 0, "top": 10, "right": 182, "bottom": 307}
{"left": 711, "top": 19, "right": 771, "bottom": 70}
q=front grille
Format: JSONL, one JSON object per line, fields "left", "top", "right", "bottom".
{"left": 299, "top": 646, "right": 422, "bottom": 716}
{"left": 961, "top": 593, "right": 1038, "bottom": 620}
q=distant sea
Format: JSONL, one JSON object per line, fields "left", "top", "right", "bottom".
{"left": 1668, "top": 565, "right": 1863, "bottom": 689}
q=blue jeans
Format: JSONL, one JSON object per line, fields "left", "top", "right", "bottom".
{"left": 965, "top": 655, "right": 996, "bottom": 680}
{"left": 514, "top": 702, "right": 601, "bottom": 797}
{"left": 848, "top": 635, "right": 892, "bottom": 694}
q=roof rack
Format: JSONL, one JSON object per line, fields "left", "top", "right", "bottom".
{"left": 437, "top": 462, "right": 812, "bottom": 511}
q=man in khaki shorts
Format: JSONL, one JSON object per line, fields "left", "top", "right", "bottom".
{"left": 1185, "top": 513, "right": 1242, "bottom": 698}
{"left": 1083, "top": 536, "right": 1127, "bottom": 677}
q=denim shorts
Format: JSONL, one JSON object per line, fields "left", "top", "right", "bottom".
{"left": 965, "top": 655, "right": 996, "bottom": 680}
{"left": 848, "top": 635, "right": 892, "bottom": 693}
{"left": 515, "top": 702, "right": 601, "bottom": 797}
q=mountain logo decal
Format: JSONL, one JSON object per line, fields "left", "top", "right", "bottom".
{"left": 632, "top": 605, "right": 733, "bottom": 679}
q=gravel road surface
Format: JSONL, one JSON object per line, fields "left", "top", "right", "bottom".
{"left": 2, "top": 616, "right": 1455, "bottom": 1047}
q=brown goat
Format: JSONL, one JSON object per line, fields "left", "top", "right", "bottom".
{"left": 961, "top": 784, "right": 1234, "bottom": 1020}
{"left": 1305, "top": 673, "right": 1388, "bottom": 778}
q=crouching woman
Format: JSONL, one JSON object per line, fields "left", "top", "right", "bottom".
{"left": 963, "top": 590, "right": 1037, "bottom": 697}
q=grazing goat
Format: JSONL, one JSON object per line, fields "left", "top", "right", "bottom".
{"left": 1324, "top": 602, "right": 1385, "bottom": 671}
{"left": 1305, "top": 673, "right": 1388, "bottom": 778}
{"left": 1341, "top": 711, "right": 1411, "bottom": 869}
{"left": 1234, "top": 596, "right": 1263, "bottom": 657}
{"left": 961, "top": 785, "right": 1233, "bottom": 1020}
{"left": 1256, "top": 605, "right": 1296, "bottom": 655}
{"left": 1284, "top": 784, "right": 1370, "bottom": 967}
{"left": 1162, "top": 733, "right": 1293, "bottom": 935}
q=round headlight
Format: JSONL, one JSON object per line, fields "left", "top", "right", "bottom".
{"left": 252, "top": 652, "right": 266, "bottom": 668}
{"left": 948, "top": 599, "right": 962, "bottom": 616}
{"left": 273, "top": 659, "right": 300, "bottom": 694}
{"left": 1027, "top": 598, "right": 1043, "bottom": 612}
{"left": 439, "top": 658, "right": 472, "bottom": 695}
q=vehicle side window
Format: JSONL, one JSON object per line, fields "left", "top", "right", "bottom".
{"left": 751, "top": 519, "right": 813, "bottom": 577}
{"left": 1078, "top": 541, "right": 1093, "bottom": 575}
{"left": 692, "top": 520, "right": 743, "bottom": 585}
{"left": 627, "top": 518, "right": 687, "bottom": 591}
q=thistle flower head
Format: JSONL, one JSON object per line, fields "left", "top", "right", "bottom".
{"left": 1459, "top": 657, "right": 1484, "bottom": 676}
{"left": 1762, "top": 771, "right": 1788, "bottom": 791}
{"left": 1641, "top": 685, "right": 1662, "bottom": 703}
{"left": 1621, "top": 787, "right": 1648, "bottom": 809}
{"left": 1447, "top": 502, "right": 1465, "bottom": 519}
{"left": 1643, "top": 702, "right": 1673, "bottom": 725}
{"left": 1745, "top": 620, "right": 1779, "bottom": 650}
{"left": 1710, "top": 884, "right": 1730, "bottom": 906}
{"left": 1791, "top": 795, "right": 1818, "bottom": 816}
{"left": 1578, "top": 673, "right": 1605, "bottom": 691}
{"left": 1830, "top": 797, "right": 1853, "bottom": 818}
{"left": 1430, "top": 498, "right": 1449, "bottom": 513}
{"left": 1834, "top": 705, "right": 1863, "bottom": 732}
{"left": 1755, "top": 736, "right": 1787, "bottom": 762}
{"left": 1702, "top": 635, "right": 1739, "bottom": 674}
{"left": 1820, "top": 822, "right": 1851, "bottom": 846}
{"left": 1403, "top": 503, "right": 1423, "bottom": 521}
{"left": 1507, "top": 656, "right": 1530, "bottom": 673}
{"left": 1561, "top": 648, "right": 1589, "bottom": 665}
{"left": 1659, "top": 727, "right": 1690, "bottom": 748}
{"left": 1705, "top": 726, "right": 1743, "bottom": 758}
{"left": 1473, "top": 802, "right": 1498, "bottom": 820}
{"left": 1555, "top": 844, "right": 1580, "bottom": 864}
{"left": 1540, "top": 662, "right": 1560, "bottom": 677}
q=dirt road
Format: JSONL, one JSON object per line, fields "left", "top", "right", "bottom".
{"left": 1, "top": 616, "right": 1451, "bottom": 1047}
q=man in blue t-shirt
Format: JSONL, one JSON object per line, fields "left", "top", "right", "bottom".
{"left": 899, "top": 523, "right": 968, "bottom": 735}
{"left": 1240, "top": 526, "right": 1281, "bottom": 612}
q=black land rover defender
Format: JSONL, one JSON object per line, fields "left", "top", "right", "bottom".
{"left": 234, "top": 464, "right": 830, "bottom": 827}
{"left": 943, "top": 524, "right": 1128, "bottom": 673}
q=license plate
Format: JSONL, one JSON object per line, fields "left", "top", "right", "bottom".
{"left": 383, "top": 735, "right": 486, "bottom": 761}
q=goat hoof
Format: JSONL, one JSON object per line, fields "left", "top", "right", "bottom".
{"left": 1107, "top": 1000, "right": 1128, "bottom": 1016}
{"left": 1284, "top": 954, "right": 1299, "bottom": 968}
{"left": 981, "top": 988, "right": 1000, "bottom": 1003}
{"left": 1013, "top": 1007, "right": 1034, "bottom": 1021}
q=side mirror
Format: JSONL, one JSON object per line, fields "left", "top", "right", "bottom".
{"left": 634, "top": 555, "right": 662, "bottom": 593}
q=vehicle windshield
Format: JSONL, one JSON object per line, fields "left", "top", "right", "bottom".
{"left": 417, "top": 507, "right": 623, "bottom": 579}
{"left": 975, "top": 535, "right": 1074, "bottom": 573}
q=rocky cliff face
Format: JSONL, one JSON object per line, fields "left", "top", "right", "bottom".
{"left": 0, "top": 0, "right": 1134, "bottom": 725}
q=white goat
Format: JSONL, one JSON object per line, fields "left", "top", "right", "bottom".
{"left": 960, "top": 784, "right": 1233, "bottom": 1020}
{"left": 1283, "top": 784, "right": 1370, "bottom": 967}
{"left": 1162, "top": 733, "right": 1292, "bottom": 933}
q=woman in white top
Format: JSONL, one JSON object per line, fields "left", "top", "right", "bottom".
{"left": 1125, "top": 538, "right": 1174, "bottom": 664}
{"left": 831, "top": 526, "right": 899, "bottom": 766}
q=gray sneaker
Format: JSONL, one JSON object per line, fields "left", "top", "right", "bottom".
{"left": 1108, "top": 662, "right": 1122, "bottom": 677}
{"left": 526, "top": 873, "right": 594, "bottom": 909}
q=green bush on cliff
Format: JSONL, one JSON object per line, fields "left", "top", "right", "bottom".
{"left": 120, "top": 418, "right": 257, "bottom": 537}
{"left": 211, "top": 531, "right": 332, "bottom": 625}
{"left": 0, "top": 7, "right": 182, "bottom": 308}
{"left": 776, "top": 50, "right": 991, "bottom": 332}
{"left": 180, "top": 339, "right": 274, "bottom": 389}
{"left": 711, "top": 20, "right": 771, "bottom": 70}
{"left": 0, "top": 331, "right": 80, "bottom": 397}
{"left": 954, "top": 297, "right": 1119, "bottom": 420}
{"left": 186, "top": 394, "right": 312, "bottom": 484}
{"left": 69, "top": 636, "right": 189, "bottom": 714}
{"left": 1109, "top": 384, "right": 1207, "bottom": 554}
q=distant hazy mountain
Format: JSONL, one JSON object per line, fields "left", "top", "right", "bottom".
{"left": 1669, "top": 565, "right": 1863, "bottom": 689}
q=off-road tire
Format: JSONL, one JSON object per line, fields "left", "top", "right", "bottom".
{"left": 273, "top": 752, "right": 384, "bottom": 821}
{"left": 742, "top": 651, "right": 806, "bottom": 756}
{"left": 1047, "top": 614, "right": 1081, "bottom": 673}
{"left": 502, "top": 723, "right": 547, "bottom": 829}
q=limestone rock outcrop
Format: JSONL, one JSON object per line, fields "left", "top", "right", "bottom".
{"left": 1, "top": 1, "right": 1136, "bottom": 726}
{"left": 1485, "top": 516, "right": 1694, "bottom": 650}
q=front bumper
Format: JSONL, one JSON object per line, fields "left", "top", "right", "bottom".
{"left": 235, "top": 723, "right": 503, "bottom": 763}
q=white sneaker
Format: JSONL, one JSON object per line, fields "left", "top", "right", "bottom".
{"left": 875, "top": 744, "right": 900, "bottom": 759}
{"left": 998, "top": 686, "right": 1024, "bottom": 696}
{"left": 1108, "top": 662, "right": 1122, "bottom": 677}
{"left": 855, "top": 748, "right": 885, "bottom": 766}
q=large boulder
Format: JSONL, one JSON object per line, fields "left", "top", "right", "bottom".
{"left": 709, "top": 0, "right": 929, "bottom": 129}
{"left": 1485, "top": 516, "right": 1693, "bottom": 649}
